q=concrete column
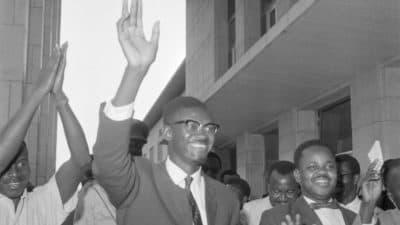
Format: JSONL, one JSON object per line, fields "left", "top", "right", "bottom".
{"left": 236, "top": 132, "right": 265, "bottom": 197}
{"left": 278, "top": 109, "right": 319, "bottom": 161}
{"left": 351, "top": 66, "right": 400, "bottom": 171}
{"left": 0, "top": 0, "right": 61, "bottom": 185}
{"left": 235, "top": 0, "right": 261, "bottom": 57}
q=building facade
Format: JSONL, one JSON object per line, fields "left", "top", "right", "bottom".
{"left": 143, "top": 0, "right": 400, "bottom": 198}
{"left": 0, "top": 0, "right": 61, "bottom": 185}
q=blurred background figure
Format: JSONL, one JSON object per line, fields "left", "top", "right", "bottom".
{"left": 219, "top": 169, "right": 240, "bottom": 184}
{"left": 128, "top": 119, "right": 149, "bottom": 157}
{"left": 378, "top": 158, "right": 400, "bottom": 224}
{"left": 335, "top": 154, "right": 361, "bottom": 213}
{"left": 202, "top": 151, "right": 222, "bottom": 179}
{"left": 242, "top": 161, "right": 299, "bottom": 225}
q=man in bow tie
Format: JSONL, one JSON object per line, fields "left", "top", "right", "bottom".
{"left": 259, "top": 139, "right": 376, "bottom": 225}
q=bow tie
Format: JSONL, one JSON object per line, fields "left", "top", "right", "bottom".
{"left": 309, "top": 200, "right": 339, "bottom": 210}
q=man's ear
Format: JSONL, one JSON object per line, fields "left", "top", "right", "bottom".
{"left": 161, "top": 126, "right": 173, "bottom": 141}
{"left": 294, "top": 169, "right": 302, "bottom": 184}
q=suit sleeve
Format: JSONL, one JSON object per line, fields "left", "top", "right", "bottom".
{"left": 92, "top": 104, "right": 139, "bottom": 208}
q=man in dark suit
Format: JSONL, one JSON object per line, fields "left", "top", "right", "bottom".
{"left": 92, "top": 0, "right": 240, "bottom": 225}
{"left": 259, "top": 140, "right": 378, "bottom": 225}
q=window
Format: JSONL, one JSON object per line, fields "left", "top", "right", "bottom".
{"left": 269, "top": 8, "right": 277, "bottom": 27}
{"left": 228, "top": 0, "right": 236, "bottom": 68}
{"left": 261, "top": 0, "right": 277, "bottom": 35}
{"left": 319, "top": 98, "right": 352, "bottom": 154}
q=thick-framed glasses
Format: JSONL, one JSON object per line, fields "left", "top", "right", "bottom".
{"left": 172, "top": 119, "right": 220, "bottom": 135}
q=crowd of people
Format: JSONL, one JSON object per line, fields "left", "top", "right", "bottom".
{"left": 0, "top": 0, "right": 399, "bottom": 224}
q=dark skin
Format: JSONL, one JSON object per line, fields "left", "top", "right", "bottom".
{"left": 0, "top": 44, "right": 90, "bottom": 209}
{"left": 268, "top": 170, "right": 299, "bottom": 207}
{"left": 385, "top": 166, "right": 400, "bottom": 209}
{"left": 164, "top": 107, "right": 216, "bottom": 175}
{"left": 335, "top": 161, "right": 360, "bottom": 204}
{"left": 294, "top": 146, "right": 337, "bottom": 203}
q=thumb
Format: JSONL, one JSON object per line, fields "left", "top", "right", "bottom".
{"left": 150, "top": 21, "right": 160, "bottom": 46}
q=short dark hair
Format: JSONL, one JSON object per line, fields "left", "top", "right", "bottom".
{"left": 267, "top": 161, "right": 296, "bottom": 181}
{"left": 219, "top": 169, "right": 239, "bottom": 183}
{"left": 226, "top": 177, "right": 251, "bottom": 197}
{"left": 335, "top": 154, "right": 360, "bottom": 174}
{"left": 294, "top": 139, "right": 332, "bottom": 168}
{"left": 162, "top": 96, "right": 207, "bottom": 124}
{"left": 382, "top": 158, "right": 400, "bottom": 187}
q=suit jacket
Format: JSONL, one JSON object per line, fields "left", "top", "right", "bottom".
{"left": 93, "top": 107, "right": 240, "bottom": 225}
{"left": 259, "top": 196, "right": 361, "bottom": 225}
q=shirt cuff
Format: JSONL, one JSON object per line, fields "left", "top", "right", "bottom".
{"left": 103, "top": 100, "right": 135, "bottom": 121}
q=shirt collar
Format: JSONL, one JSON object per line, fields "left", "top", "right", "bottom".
{"left": 344, "top": 196, "right": 361, "bottom": 207}
{"left": 303, "top": 195, "right": 333, "bottom": 204}
{"left": 166, "top": 157, "right": 202, "bottom": 189}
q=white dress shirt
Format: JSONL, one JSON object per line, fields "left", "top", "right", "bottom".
{"left": 0, "top": 176, "right": 77, "bottom": 225}
{"left": 242, "top": 196, "right": 272, "bottom": 225}
{"left": 166, "top": 157, "right": 208, "bottom": 225}
{"left": 103, "top": 101, "right": 208, "bottom": 225}
{"left": 340, "top": 197, "right": 361, "bottom": 214}
{"left": 303, "top": 196, "right": 346, "bottom": 225}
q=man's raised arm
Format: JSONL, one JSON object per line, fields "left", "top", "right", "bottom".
{"left": 93, "top": 0, "right": 159, "bottom": 208}
{"left": 0, "top": 48, "right": 62, "bottom": 174}
{"left": 52, "top": 44, "right": 92, "bottom": 204}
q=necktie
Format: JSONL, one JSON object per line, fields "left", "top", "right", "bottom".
{"left": 309, "top": 200, "right": 339, "bottom": 210}
{"left": 185, "top": 176, "right": 203, "bottom": 225}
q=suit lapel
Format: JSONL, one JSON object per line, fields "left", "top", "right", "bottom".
{"left": 292, "top": 196, "right": 323, "bottom": 225}
{"left": 339, "top": 205, "right": 356, "bottom": 225}
{"left": 152, "top": 162, "right": 192, "bottom": 225}
{"left": 204, "top": 176, "right": 217, "bottom": 225}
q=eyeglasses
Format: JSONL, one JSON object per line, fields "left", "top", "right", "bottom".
{"left": 172, "top": 119, "right": 220, "bottom": 135}
{"left": 269, "top": 189, "right": 298, "bottom": 199}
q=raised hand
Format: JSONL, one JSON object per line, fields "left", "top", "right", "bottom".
{"left": 281, "top": 214, "right": 315, "bottom": 225}
{"left": 34, "top": 47, "right": 62, "bottom": 95}
{"left": 52, "top": 42, "right": 68, "bottom": 101}
{"left": 117, "top": 0, "right": 160, "bottom": 71}
{"left": 361, "top": 159, "right": 383, "bottom": 203}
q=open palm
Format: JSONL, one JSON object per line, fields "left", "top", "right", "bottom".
{"left": 117, "top": 0, "right": 160, "bottom": 70}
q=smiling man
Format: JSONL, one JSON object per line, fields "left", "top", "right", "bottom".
{"left": 259, "top": 140, "right": 375, "bottom": 225}
{"left": 92, "top": 1, "right": 239, "bottom": 224}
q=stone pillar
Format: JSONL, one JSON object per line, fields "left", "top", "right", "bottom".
{"left": 278, "top": 109, "right": 319, "bottom": 161}
{"left": 235, "top": 0, "right": 261, "bottom": 57}
{"left": 236, "top": 132, "right": 265, "bottom": 197}
{"left": 351, "top": 66, "right": 400, "bottom": 171}
{"left": 0, "top": 0, "right": 61, "bottom": 185}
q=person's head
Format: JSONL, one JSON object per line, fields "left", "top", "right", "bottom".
{"left": 382, "top": 158, "right": 400, "bottom": 209}
{"left": 293, "top": 139, "right": 337, "bottom": 202}
{"left": 162, "top": 96, "right": 219, "bottom": 172}
{"left": 219, "top": 169, "right": 240, "bottom": 184}
{"left": 202, "top": 151, "right": 222, "bottom": 179}
{"left": 267, "top": 161, "right": 300, "bottom": 206}
{"left": 335, "top": 154, "right": 360, "bottom": 203}
{"left": 226, "top": 177, "right": 251, "bottom": 209}
{"left": 0, "top": 142, "right": 31, "bottom": 201}
{"left": 129, "top": 119, "right": 149, "bottom": 156}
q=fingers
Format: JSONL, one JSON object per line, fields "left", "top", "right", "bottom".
{"left": 150, "top": 21, "right": 160, "bottom": 45}
{"left": 137, "top": 0, "right": 143, "bottom": 29}
{"left": 284, "top": 215, "right": 294, "bottom": 225}
{"left": 295, "top": 214, "right": 301, "bottom": 225}
{"left": 129, "top": 0, "right": 138, "bottom": 25}
{"left": 122, "top": 0, "right": 129, "bottom": 17}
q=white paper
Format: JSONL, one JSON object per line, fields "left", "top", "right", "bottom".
{"left": 368, "top": 140, "right": 384, "bottom": 171}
